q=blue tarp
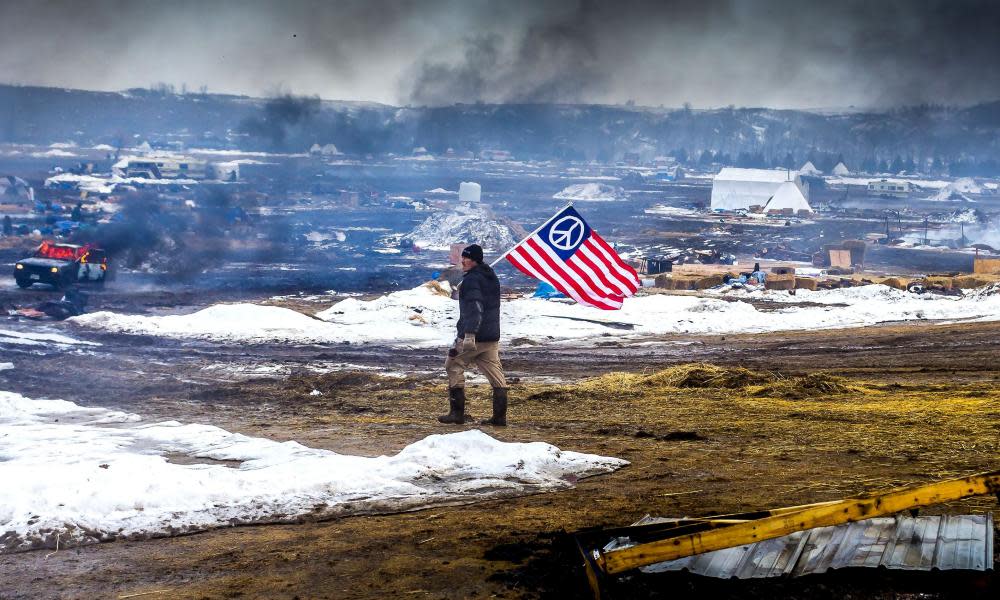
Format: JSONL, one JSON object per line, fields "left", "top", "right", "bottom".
{"left": 533, "top": 281, "right": 565, "bottom": 298}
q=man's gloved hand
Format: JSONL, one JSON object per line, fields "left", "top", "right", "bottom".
{"left": 463, "top": 333, "right": 477, "bottom": 353}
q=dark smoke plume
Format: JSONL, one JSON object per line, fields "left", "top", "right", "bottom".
{"left": 239, "top": 94, "right": 321, "bottom": 151}
{"left": 74, "top": 189, "right": 251, "bottom": 282}
{"left": 401, "top": 0, "right": 1000, "bottom": 109}
{"left": 404, "top": 4, "right": 607, "bottom": 106}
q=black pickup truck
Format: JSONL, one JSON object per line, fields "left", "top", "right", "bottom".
{"left": 14, "top": 241, "right": 109, "bottom": 289}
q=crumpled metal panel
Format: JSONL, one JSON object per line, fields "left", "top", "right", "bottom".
{"left": 625, "top": 513, "right": 993, "bottom": 578}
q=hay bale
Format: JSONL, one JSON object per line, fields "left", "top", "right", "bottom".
{"left": 696, "top": 274, "right": 725, "bottom": 289}
{"left": 671, "top": 277, "right": 699, "bottom": 291}
{"left": 765, "top": 273, "right": 795, "bottom": 290}
{"left": 880, "top": 277, "right": 906, "bottom": 290}
{"left": 795, "top": 277, "right": 818, "bottom": 291}
{"left": 654, "top": 274, "right": 671, "bottom": 288}
{"left": 952, "top": 275, "right": 995, "bottom": 289}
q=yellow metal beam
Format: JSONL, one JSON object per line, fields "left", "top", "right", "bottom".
{"left": 599, "top": 470, "right": 1000, "bottom": 575}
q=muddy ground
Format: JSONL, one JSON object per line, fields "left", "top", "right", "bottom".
{"left": 1, "top": 290, "right": 999, "bottom": 599}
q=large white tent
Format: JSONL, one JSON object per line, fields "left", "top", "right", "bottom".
{"left": 710, "top": 168, "right": 806, "bottom": 211}
{"left": 763, "top": 181, "right": 812, "bottom": 212}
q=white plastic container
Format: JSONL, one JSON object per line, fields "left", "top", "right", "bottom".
{"left": 459, "top": 181, "right": 481, "bottom": 203}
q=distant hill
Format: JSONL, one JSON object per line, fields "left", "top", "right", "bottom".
{"left": 1, "top": 84, "right": 998, "bottom": 176}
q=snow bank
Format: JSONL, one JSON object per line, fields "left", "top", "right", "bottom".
{"left": 31, "top": 149, "right": 76, "bottom": 158}
{"left": 407, "top": 203, "right": 516, "bottom": 251}
{"left": 70, "top": 283, "right": 1000, "bottom": 348}
{"left": 553, "top": 183, "right": 627, "bottom": 201}
{"left": 931, "top": 177, "right": 983, "bottom": 202}
{"left": 0, "top": 391, "right": 626, "bottom": 552}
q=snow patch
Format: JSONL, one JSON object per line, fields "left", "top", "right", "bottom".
{"left": 0, "top": 391, "right": 626, "bottom": 553}
{"left": 553, "top": 183, "right": 627, "bottom": 202}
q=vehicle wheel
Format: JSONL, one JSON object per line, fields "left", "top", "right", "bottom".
{"left": 15, "top": 278, "right": 32, "bottom": 289}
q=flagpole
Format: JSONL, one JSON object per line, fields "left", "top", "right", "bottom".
{"left": 488, "top": 202, "right": 573, "bottom": 268}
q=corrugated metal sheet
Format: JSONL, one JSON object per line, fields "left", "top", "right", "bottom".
{"left": 605, "top": 514, "right": 993, "bottom": 579}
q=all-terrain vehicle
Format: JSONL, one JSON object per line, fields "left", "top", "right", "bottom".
{"left": 13, "top": 241, "right": 109, "bottom": 290}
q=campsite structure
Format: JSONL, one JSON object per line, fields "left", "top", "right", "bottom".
{"left": 710, "top": 167, "right": 810, "bottom": 212}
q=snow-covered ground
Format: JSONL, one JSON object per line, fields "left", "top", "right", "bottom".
{"left": 826, "top": 176, "right": 952, "bottom": 189}
{"left": 644, "top": 204, "right": 700, "bottom": 217}
{"left": 0, "top": 391, "right": 626, "bottom": 553}
{"left": 69, "top": 282, "right": 1000, "bottom": 348}
{"left": 552, "top": 182, "right": 627, "bottom": 201}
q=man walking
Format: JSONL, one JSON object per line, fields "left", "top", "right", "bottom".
{"left": 438, "top": 244, "right": 509, "bottom": 426}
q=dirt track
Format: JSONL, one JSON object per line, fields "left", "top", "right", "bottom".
{"left": 1, "top": 318, "right": 999, "bottom": 599}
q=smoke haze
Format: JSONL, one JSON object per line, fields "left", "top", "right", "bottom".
{"left": 0, "top": 0, "right": 997, "bottom": 109}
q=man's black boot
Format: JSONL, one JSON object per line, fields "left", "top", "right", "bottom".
{"left": 438, "top": 387, "right": 467, "bottom": 424}
{"left": 480, "top": 387, "right": 508, "bottom": 426}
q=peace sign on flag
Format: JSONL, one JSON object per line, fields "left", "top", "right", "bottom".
{"left": 500, "top": 205, "right": 640, "bottom": 310}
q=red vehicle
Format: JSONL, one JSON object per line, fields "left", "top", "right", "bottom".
{"left": 13, "top": 241, "right": 109, "bottom": 289}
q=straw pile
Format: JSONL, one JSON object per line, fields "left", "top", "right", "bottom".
{"left": 536, "top": 364, "right": 775, "bottom": 402}
{"left": 753, "top": 372, "right": 860, "bottom": 399}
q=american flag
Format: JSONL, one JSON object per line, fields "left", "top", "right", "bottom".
{"left": 505, "top": 205, "right": 640, "bottom": 310}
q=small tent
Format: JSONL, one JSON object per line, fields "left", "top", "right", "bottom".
{"left": 798, "top": 161, "right": 822, "bottom": 176}
{"left": 832, "top": 161, "right": 850, "bottom": 176}
{"left": 764, "top": 181, "right": 812, "bottom": 212}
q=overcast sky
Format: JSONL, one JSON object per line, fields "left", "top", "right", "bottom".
{"left": 0, "top": 0, "right": 997, "bottom": 109}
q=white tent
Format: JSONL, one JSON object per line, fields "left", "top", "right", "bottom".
{"left": 798, "top": 161, "right": 822, "bottom": 176}
{"left": 710, "top": 168, "right": 805, "bottom": 211}
{"left": 832, "top": 161, "right": 850, "bottom": 176}
{"left": 0, "top": 175, "right": 34, "bottom": 202}
{"left": 310, "top": 143, "right": 341, "bottom": 156}
{"left": 764, "top": 181, "right": 812, "bottom": 212}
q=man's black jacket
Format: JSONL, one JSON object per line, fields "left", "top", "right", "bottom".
{"left": 457, "top": 263, "right": 501, "bottom": 342}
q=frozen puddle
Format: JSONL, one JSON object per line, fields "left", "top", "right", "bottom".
{"left": 0, "top": 391, "right": 626, "bottom": 553}
{"left": 0, "top": 327, "right": 100, "bottom": 349}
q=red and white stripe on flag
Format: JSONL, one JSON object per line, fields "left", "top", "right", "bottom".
{"left": 505, "top": 206, "right": 640, "bottom": 310}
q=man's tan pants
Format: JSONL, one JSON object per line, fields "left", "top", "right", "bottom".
{"left": 445, "top": 340, "right": 507, "bottom": 389}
